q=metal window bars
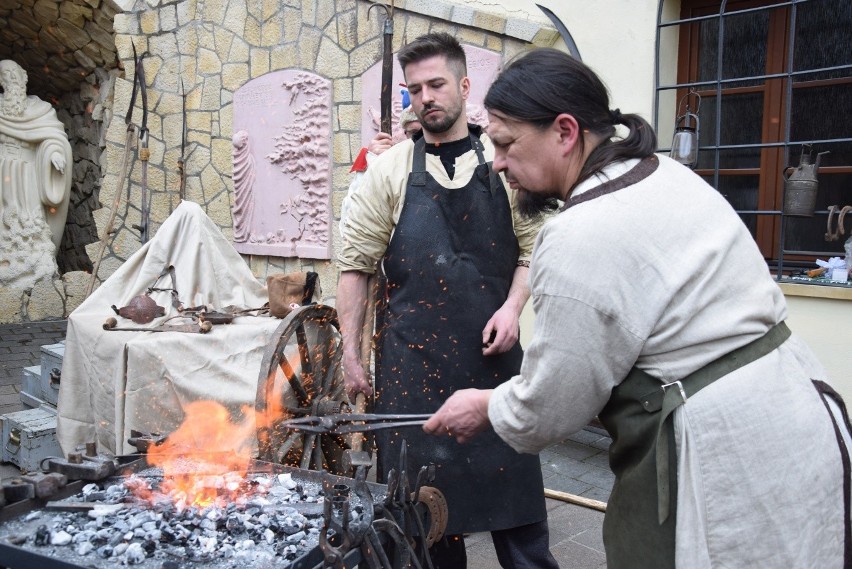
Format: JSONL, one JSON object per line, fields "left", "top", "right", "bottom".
{"left": 653, "top": 0, "right": 852, "bottom": 281}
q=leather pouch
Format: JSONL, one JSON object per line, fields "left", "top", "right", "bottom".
{"left": 266, "top": 271, "right": 319, "bottom": 318}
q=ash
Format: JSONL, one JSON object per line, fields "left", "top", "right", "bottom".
{"left": 0, "top": 471, "right": 354, "bottom": 568}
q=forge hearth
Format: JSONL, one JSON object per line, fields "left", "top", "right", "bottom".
{"left": 0, "top": 457, "right": 386, "bottom": 569}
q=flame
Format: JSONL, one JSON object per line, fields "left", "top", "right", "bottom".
{"left": 145, "top": 400, "right": 259, "bottom": 509}
{"left": 139, "top": 347, "right": 307, "bottom": 509}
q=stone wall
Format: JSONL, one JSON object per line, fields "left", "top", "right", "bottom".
{"left": 93, "top": 0, "right": 556, "bottom": 305}
{"left": 57, "top": 68, "right": 122, "bottom": 275}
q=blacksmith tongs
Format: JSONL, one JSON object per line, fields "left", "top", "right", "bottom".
{"left": 280, "top": 413, "right": 432, "bottom": 435}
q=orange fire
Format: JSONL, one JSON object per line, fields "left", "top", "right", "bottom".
{"left": 135, "top": 348, "right": 308, "bottom": 509}
{"left": 145, "top": 400, "right": 260, "bottom": 509}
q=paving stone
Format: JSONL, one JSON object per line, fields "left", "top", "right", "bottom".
{"left": 548, "top": 439, "right": 601, "bottom": 461}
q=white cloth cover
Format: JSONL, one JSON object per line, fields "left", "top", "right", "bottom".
{"left": 57, "top": 201, "right": 281, "bottom": 455}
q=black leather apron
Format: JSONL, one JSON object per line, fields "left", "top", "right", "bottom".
{"left": 374, "top": 133, "right": 547, "bottom": 535}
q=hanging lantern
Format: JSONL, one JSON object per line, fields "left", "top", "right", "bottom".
{"left": 670, "top": 90, "right": 701, "bottom": 169}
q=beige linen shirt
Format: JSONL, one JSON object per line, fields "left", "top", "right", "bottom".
{"left": 338, "top": 132, "right": 543, "bottom": 273}
{"left": 489, "top": 155, "right": 846, "bottom": 568}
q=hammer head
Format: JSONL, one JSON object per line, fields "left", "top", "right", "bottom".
{"left": 342, "top": 450, "right": 372, "bottom": 475}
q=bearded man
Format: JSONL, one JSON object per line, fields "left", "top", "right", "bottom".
{"left": 336, "top": 33, "right": 559, "bottom": 568}
{"left": 0, "top": 59, "right": 72, "bottom": 288}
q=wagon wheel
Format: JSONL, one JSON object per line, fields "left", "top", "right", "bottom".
{"left": 256, "top": 304, "right": 351, "bottom": 474}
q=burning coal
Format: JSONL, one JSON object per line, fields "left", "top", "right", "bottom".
{"left": 3, "top": 468, "right": 335, "bottom": 567}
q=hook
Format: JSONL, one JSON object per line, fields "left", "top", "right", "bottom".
{"left": 676, "top": 88, "right": 701, "bottom": 117}
{"left": 367, "top": 0, "right": 394, "bottom": 20}
{"left": 825, "top": 205, "right": 839, "bottom": 242}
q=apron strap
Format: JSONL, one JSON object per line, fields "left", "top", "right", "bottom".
{"left": 648, "top": 321, "right": 792, "bottom": 524}
{"left": 410, "top": 130, "right": 495, "bottom": 194}
{"left": 410, "top": 137, "right": 427, "bottom": 187}
{"left": 812, "top": 379, "right": 852, "bottom": 566}
{"left": 470, "top": 132, "right": 499, "bottom": 197}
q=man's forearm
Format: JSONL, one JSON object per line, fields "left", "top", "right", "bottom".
{"left": 504, "top": 265, "right": 530, "bottom": 317}
{"left": 337, "top": 270, "right": 370, "bottom": 359}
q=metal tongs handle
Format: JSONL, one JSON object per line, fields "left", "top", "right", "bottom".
{"left": 281, "top": 413, "right": 433, "bottom": 435}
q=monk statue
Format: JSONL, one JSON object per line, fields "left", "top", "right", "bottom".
{"left": 0, "top": 59, "right": 72, "bottom": 288}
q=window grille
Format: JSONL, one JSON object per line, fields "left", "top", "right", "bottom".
{"left": 654, "top": 0, "right": 852, "bottom": 284}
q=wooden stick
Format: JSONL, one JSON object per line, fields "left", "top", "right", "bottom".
{"left": 544, "top": 488, "right": 607, "bottom": 513}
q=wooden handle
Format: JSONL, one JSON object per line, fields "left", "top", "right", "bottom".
{"left": 544, "top": 488, "right": 607, "bottom": 512}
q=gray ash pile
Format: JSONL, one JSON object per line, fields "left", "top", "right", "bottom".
{"left": 0, "top": 468, "right": 368, "bottom": 568}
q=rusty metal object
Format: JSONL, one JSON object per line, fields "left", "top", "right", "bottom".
{"left": 1, "top": 480, "right": 34, "bottom": 504}
{"left": 103, "top": 316, "right": 213, "bottom": 334}
{"left": 839, "top": 205, "right": 852, "bottom": 237}
{"left": 367, "top": 0, "right": 394, "bottom": 136}
{"left": 826, "top": 205, "right": 839, "bottom": 241}
{"left": 280, "top": 412, "right": 432, "bottom": 435}
{"left": 126, "top": 430, "right": 167, "bottom": 454}
{"left": 111, "top": 294, "right": 165, "bottom": 324}
{"left": 20, "top": 473, "right": 68, "bottom": 500}
{"left": 414, "top": 486, "right": 448, "bottom": 547}
{"left": 783, "top": 144, "right": 829, "bottom": 217}
{"left": 45, "top": 451, "right": 116, "bottom": 482}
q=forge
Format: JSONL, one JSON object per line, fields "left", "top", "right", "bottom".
{"left": 0, "top": 454, "right": 390, "bottom": 569}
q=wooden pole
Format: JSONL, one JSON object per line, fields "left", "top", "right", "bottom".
{"left": 544, "top": 488, "right": 607, "bottom": 513}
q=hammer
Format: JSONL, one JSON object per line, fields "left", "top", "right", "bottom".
{"left": 103, "top": 317, "right": 213, "bottom": 333}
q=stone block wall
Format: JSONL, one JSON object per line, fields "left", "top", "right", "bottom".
{"left": 86, "top": 0, "right": 558, "bottom": 306}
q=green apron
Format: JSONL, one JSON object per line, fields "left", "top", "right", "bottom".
{"left": 598, "top": 322, "right": 792, "bottom": 568}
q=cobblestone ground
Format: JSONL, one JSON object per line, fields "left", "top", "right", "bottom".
{"left": 0, "top": 320, "right": 68, "bottom": 417}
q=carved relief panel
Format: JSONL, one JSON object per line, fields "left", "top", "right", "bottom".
{"left": 232, "top": 70, "right": 332, "bottom": 259}
{"left": 359, "top": 45, "right": 502, "bottom": 144}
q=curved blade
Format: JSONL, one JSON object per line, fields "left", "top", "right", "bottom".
{"left": 536, "top": 4, "right": 582, "bottom": 61}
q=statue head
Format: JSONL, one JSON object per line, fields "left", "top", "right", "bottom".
{"left": 0, "top": 60, "right": 28, "bottom": 116}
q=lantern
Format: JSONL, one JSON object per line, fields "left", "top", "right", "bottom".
{"left": 670, "top": 90, "right": 701, "bottom": 169}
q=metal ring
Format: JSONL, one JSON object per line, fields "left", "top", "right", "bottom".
{"left": 838, "top": 205, "right": 852, "bottom": 237}
{"left": 826, "top": 205, "right": 839, "bottom": 241}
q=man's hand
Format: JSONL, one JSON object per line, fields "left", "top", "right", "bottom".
{"left": 423, "top": 389, "right": 493, "bottom": 444}
{"left": 481, "top": 304, "right": 520, "bottom": 356}
{"left": 50, "top": 152, "right": 66, "bottom": 174}
{"left": 343, "top": 350, "right": 373, "bottom": 401}
{"left": 368, "top": 132, "right": 394, "bottom": 156}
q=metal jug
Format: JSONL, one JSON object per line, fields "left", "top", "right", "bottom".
{"left": 784, "top": 144, "right": 829, "bottom": 217}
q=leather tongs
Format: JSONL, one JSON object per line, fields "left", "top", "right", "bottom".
{"left": 280, "top": 413, "right": 432, "bottom": 435}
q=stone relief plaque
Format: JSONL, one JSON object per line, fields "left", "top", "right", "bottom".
{"left": 233, "top": 70, "right": 332, "bottom": 259}
{"left": 359, "top": 45, "right": 502, "bottom": 144}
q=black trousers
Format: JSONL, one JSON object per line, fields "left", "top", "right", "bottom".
{"left": 425, "top": 521, "right": 560, "bottom": 569}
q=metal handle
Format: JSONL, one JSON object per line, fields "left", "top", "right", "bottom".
{"left": 5, "top": 428, "right": 21, "bottom": 455}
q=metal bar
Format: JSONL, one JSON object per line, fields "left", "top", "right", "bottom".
{"left": 659, "top": 0, "right": 810, "bottom": 28}
{"left": 777, "top": 1, "right": 801, "bottom": 278}
{"left": 657, "top": 63, "right": 852, "bottom": 91}
{"left": 659, "top": 137, "right": 852, "bottom": 154}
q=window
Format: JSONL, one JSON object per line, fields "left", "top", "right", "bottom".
{"left": 656, "top": 0, "right": 852, "bottom": 278}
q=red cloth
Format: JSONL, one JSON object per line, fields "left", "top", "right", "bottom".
{"left": 350, "top": 147, "right": 369, "bottom": 173}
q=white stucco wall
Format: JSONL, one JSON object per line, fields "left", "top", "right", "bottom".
{"left": 467, "top": 0, "right": 661, "bottom": 123}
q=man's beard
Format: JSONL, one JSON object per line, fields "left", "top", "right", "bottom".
{"left": 0, "top": 87, "right": 26, "bottom": 117}
{"left": 516, "top": 189, "right": 561, "bottom": 219}
{"left": 419, "top": 102, "right": 463, "bottom": 134}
